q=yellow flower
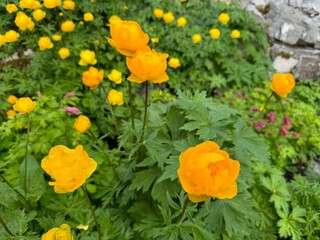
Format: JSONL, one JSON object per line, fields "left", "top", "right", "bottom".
{"left": 32, "top": 1, "right": 42, "bottom": 9}
{"left": 52, "top": 34, "right": 62, "bottom": 41}
{"left": 63, "top": 0, "right": 75, "bottom": 10}
{"left": 6, "top": 110, "right": 17, "bottom": 118}
{"left": 61, "top": 20, "right": 75, "bottom": 32}
{"left": 218, "top": 13, "right": 230, "bottom": 24}
{"left": 82, "top": 66, "right": 104, "bottom": 89}
{"left": 0, "top": 35, "right": 6, "bottom": 47}
{"left": 126, "top": 46, "right": 169, "bottom": 84}
{"left": 58, "top": 48, "right": 70, "bottom": 59}
{"left": 79, "top": 50, "right": 97, "bottom": 66}
{"left": 7, "top": 95, "right": 18, "bottom": 105}
{"left": 163, "top": 12, "right": 175, "bottom": 23}
{"left": 107, "top": 20, "right": 149, "bottom": 57}
{"left": 271, "top": 73, "right": 296, "bottom": 98}
{"left": 42, "top": 224, "right": 73, "bottom": 240}
{"left": 168, "top": 58, "right": 180, "bottom": 69}
{"left": 41, "top": 145, "right": 96, "bottom": 193}
{"left": 15, "top": 12, "right": 35, "bottom": 31}
{"left": 107, "top": 15, "right": 122, "bottom": 26}
{"left": 180, "top": 0, "right": 187, "bottom": 2}
{"left": 107, "top": 69, "right": 122, "bottom": 84}
{"left": 108, "top": 89, "right": 124, "bottom": 106}
{"left": 38, "top": 37, "right": 54, "bottom": 51}
{"left": 13, "top": 97, "right": 36, "bottom": 114}
{"left": 6, "top": 4, "right": 18, "bottom": 13}
{"left": 151, "top": 37, "right": 159, "bottom": 44}
{"left": 209, "top": 28, "right": 220, "bottom": 39}
{"left": 231, "top": 29, "right": 241, "bottom": 39}
{"left": 73, "top": 115, "right": 91, "bottom": 133}
{"left": 177, "top": 17, "right": 187, "bottom": 27}
{"left": 19, "top": 0, "right": 36, "bottom": 9}
{"left": 84, "top": 12, "right": 94, "bottom": 22}
{"left": 192, "top": 34, "right": 201, "bottom": 44}
{"left": 177, "top": 141, "right": 240, "bottom": 203}
{"left": 59, "top": 12, "right": 63, "bottom": 16}
{"left": 43, "top": 0, "right": 61, "bottom": 9}
{"left": 153, "top": 8, "right": 164, "bottom": 19}
{"left": 32, "top": 9, "right": 46, "bottom": 21}
{"left": 5, "top": 30, "right": 20, "bottom": 43}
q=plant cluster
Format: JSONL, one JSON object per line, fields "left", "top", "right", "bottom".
{"left": 0, "top": 0, "right": 319, "bottom": 240}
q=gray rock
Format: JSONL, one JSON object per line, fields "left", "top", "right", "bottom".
{"left": 250, "top": 0, "right": 270, "bottom": 8}
{"left": 289, "top": 0, "right": 320, "bottom": 16}
{"left": 272, "top": 55, "right": 299, "bottom": 73}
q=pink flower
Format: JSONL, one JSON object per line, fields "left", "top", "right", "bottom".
{"left": 65, "top": 106, "right": 80, "bottom": 115}
{"left": 251, "top": 107, "right": 259, "bottom": 112}
{"left": 235, "top": 92, "right": 245, "bottom": 99}
{"left": 268, "top": 111, "right": 275, "bottom": 124}
{"left": 280, "top": 127, "right": 289, "bottom": 136}
{"left": 213, "top": 89, "right": 222, "bottom": 96}
{"left": 254, "top": 122, "right": 265, "bottom": 130}
{"left": 283, "top": 115, "right": 291, "bottom": 127}
{"left": 292, "top": 132, "right": 299, "bottom": 138}
{"left": 65, "top": 92, "right": 75, "bottom": 98}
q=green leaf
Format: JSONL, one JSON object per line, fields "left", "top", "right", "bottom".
{"left": 129, "top": 167, "right": 161, "bottom": 192}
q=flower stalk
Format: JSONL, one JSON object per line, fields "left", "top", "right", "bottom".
{"left": 140, "top": 81, "right": 149, "bottom": 143}
{"left": 128, "top": 81, "right": 135, "bottom": 131}
{"left": 81, "top": 186, "right": 102, "bottom": 240}
{"left": 260, "top": 92, "right": 274, "bottom": 113}
{"left": 0, "top": 215, "right": 14, "bottom": 237}
{"left": 24, "top": 113, "right": 30, "bottom": 198}
{"left": 176, "top": 198, "right": 190, "bottom": 224}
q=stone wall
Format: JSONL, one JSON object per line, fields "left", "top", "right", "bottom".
{"left": 240, "top": 0, "right": 320, "bottom": 79}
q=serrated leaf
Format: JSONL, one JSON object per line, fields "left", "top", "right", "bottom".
{"left": 129, "top": 167, "right": 161, "bottom": 192}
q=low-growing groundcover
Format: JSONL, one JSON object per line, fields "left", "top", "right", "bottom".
{"left": 0, "top": 0, "right": 320, "bottom": 239}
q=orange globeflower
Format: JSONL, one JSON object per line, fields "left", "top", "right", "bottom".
{"left": 13, "top": 97, "right": 36, "bottom": 114}
{"left": 271, "top": 73, "right": 296, "bottom": 98}
{"left": 218, "top": 13, "right": 230, "bottom": 24}
{"left": 61, "top": 20, "right": 75, "bottom": 32}
{"left": 82, "top": 66, "right": 104, "bottom": 89}
{"left": 19, "top": 0, "right": 36, "bottom": 9}
{"left": 153, "top": 8, "right": 164, "bottom": 19}
{"left": 43, "top": 0, "right": 61, "bottom": 9}
{"left": 79, "top": 50, "right": 97, "bottom": 66}
{"left": 32, "top": 9, "right": 46, "bottom": 21}
{"left": 15, "top": 12, "right": 35, "bottom": 31}
{"left": 7, "top": 95, "right": 18, "bottom": 105}
{"left": 42, "top": 224, "right": 73, "bottom": 240}
{"left": 38, "top": 37, "right": 54, "bottom": 51}
{"left": 4, "top": 30, "right": 20, "bottom": 42}
{"left": 177, "top": 141, "right": 240, "bottom": 203}
{"left": 74, "top": 115, "right": 91, "bottom": 133}
{"left": 41, "top": 145, "right": 97, "bottom": 193}
{"left": 126, "top": 46, "right": 169, "bottom": 84}
{"left": 106, "top": 20, "right": 149, "bottom": 57}
{"left": 107, "top": 89, "right": 124, "bottom": 106}
{"left": 6, "top": 3, "right": 18, "bottom": 13}
{"left": 62, "top": 0, "right": 75, "bottom": 10}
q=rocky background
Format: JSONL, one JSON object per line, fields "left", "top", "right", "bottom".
{"left": 239, "top": 0, "right": 320, "bottom": 79}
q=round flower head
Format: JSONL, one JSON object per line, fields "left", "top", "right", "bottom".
{"left": 177, "top": 141, "right": 240, "bottom": 202}
{"left": 218, "top": 13, "right": 230, "bottom": 24}
{"left": 61, "top": 20, "right": 75, "bottom": 32}
{"left": 163, "top": 12, "right": 175, "bottom": 23}
{"left": 177, "top": 17, "right": 187, "bottom": 27}
{"left": 63, "top": 0, "right": 75, "bottom": 10}
{"left": 126, "top": 46, "right": 169, "bottom": 84}
{"left": 153, "top": 8, "right": 164, "bottom": 19}
{"left": 52, "top": 34, "right": 62, "bottom": 41}
{"left": 192, "top": 34, "right": 202, "bottom": 44}
{"left": 13, "top": 97, "right": 36, "bottom": 114}
{"left": 7, "top": 95, "right": 18, "bottom": 105}
{"left": 6, "top": 110, "right": 17, "bottom": 118}
{"left": 33, "top": 9, "right": 46, "bottom": 21}
{"left": 82, "top": 66, "right": 104, "bottom": 89}
{"left": 73, "top": 115, "right": 91, "bottom": 133}
{"left": 19, "top": 0, "right": 36, "bottom": 9}
{"left": 108, "top": 89, "right": 124, "bottom": 106}
{"left": 58, "top": 48, "right": 70, "bottom": 59}
{"left": 271, "top": 73, "right": 295, "bottom": 98}
{"left": 209, "top": 28, "right": 220, "bottom": 39}
{"left": 231, "top": 29, "right": 240, "bottom": 39}
{"left": 42, "top": 224, "right": 73, "bottom": 240}
{"left": 6, "top": 4, "right": 18, "bottom": 13}
{"left": 107, "top": 20, "right": 149, "bottom": 57}
{"left": 108, "top": 69, "right": 122, "bottom": 84}
{"left": 41, "top": 145, "right": 97, "bottom": 194}
{"left": 15, "top": 12, "right": 35, "bottom": 31}
{"left": 79, "top": 50, "right": 97, "bottom": 66}
{"left": 0, "top": 35, "right": 6, "bottom": 47}
{"left": 43, "top": 0, "right": 61, "bottom": 9}
{"left": 84, "top": 12, "right": 94, "bottom": 22}
{"left": 108, "top": 15, "right": 122, "bottom": 26}
{"left": 38, "top": 37, "right": 54, "bottom": 51}
{"left": 168, "top": 58, "right": 181, "bottom": 69}
{"left": 5, "top": 30, "right": 20, "bottom": 42}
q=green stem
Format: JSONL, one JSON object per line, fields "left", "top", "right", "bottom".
{"left": 100, "top": 84, "right": 120, "bottom": 136}
{"left": 140, "top": 81, "right": 149, "bottom": 143}
{"left": 81, "top": 186, "right": 102, "bottom": 240}
{"left": 88, "top": 130, "right": 120, "bottom": 180}
{"left": 176, "top": 198, "right": 190, "bottom": 224}
{"left": 0, "top": 215, "right": 15, "bottom": 237}
{"left": 24, "top": 113, "right": 30, "bottom": 198}
{"left": 0, "top": 174, "right": 32, "bottom": 211}
{"left": 260, "top": 92, "right": 275, "bottom": 113}
{"left": 128, "top": 81, "right": 135, "bottom": 131}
